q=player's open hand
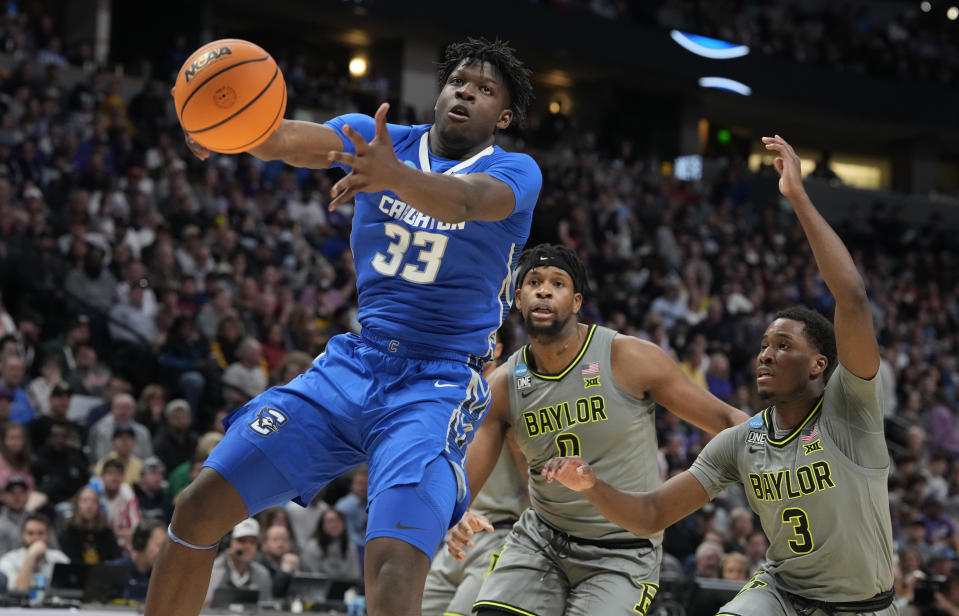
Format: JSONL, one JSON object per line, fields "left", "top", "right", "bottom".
{"left": 171, "top": 87, "right": 211, "bottom": 161}
{"left": 446, "top": 511, "right": 494, "bottom": 561}
{"left": 762, "top": 134, "right": 805, "bottom": 202}
{"left": 327, "top": 102, "right": 403, "bottom": 210}
{"left": 542, "top": 456, "right": 596, "bottom": 492}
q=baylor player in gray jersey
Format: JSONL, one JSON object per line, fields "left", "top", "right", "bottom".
{"left": 543, "top": 135, "right": 896, "bottom": 616}
{"left": 423, "top": 326, "right": 530, "bottom": 616}
{"left": 446, "top": 243, "right": 749, "bottom": 616}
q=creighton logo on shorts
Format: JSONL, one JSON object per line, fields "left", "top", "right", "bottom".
{"left": 249, "top": 407, "right": 288, "bottom": 437}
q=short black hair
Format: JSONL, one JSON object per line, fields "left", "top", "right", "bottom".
{"left": 775, "top": 306, "right": 837, "bottom": 378}
{"left": 515, "top": 243, "right": 588, "bottom": 295}
{"left": 102, "top": 458, "right": 126, "bottom": 474}
{"left": 437, "top": 37, "right": 533, "bottom": 127}
{"left": 25, "top": 511, "right": 52, "bottom": 530}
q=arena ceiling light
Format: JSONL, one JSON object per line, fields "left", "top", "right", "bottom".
{"left": 698, "top": 77, "right": 752, "bottom": 96}
{"left": 670, "top": 30, "right": 750, "bottom": 59}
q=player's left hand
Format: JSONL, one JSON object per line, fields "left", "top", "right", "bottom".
{"left": 542, "top": 456, "right": 596, "bottom": 492}
{"left": 327, "top": 102, "right": 404, "bottom": 210}
{"left": 762, "top": 134, "right": 806, "bottom": 202}
{"left": 446, "top": 511, "right": 494, "bottom": 561}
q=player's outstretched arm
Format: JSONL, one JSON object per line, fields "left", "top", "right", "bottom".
{"left": 763, "top": 135, "right": 879, "bottom": 380}
{"left": 247, "top": 120, "right": 344, "bottom": 169}
{"left": 542, "top": 457, "right": 710, "bottom": 537}
{"left": 611, "top": 336, "right": 750, "bottom": 434}
{"left": 326, "top": 103, "right": 528, "bottom": 222}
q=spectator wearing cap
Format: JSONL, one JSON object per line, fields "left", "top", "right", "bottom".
{"left": 26, "top": 354, "right": 62, "bottom": 417}
{"left": 0, "top": 476, "right": 31, "bottom": 555}
{"left": 108, "top": 518, "right": 166, "bottom": 601}
{"left": 95, "top": 424, "right": 142, "bottom": 485}
{"left": 0, "top": 512, "right": 69, "bottom": 591}
{"left": 205, "top": 518, "right": 273, "bottom": 605}
{"left": 33, "top": 420, "right": 90, "bottom": 507}
{"left": 0, "top": 353, "right": 35, "bottom": 423}
{"left": 57, "top": 485, "right": 121, "bottom": 564}
{"left": 134, "top": 456, "right": 172, "bottom": 524}
{"left": 29, "top": 381, "right": 83, "bottom": 452}
{"left": 90, "top": 458, "right": 141, "bottom": 549}
{"left": 0, "top": 423, "right": 34, "bottom": 494}
{"left": 151, "top": 398, "right": 197, "bottom": 471}
{"left": 221, "top": 337, "right": 268, "bottom": 405}
{"left": 88, "top": 392, "right": 153, "bottom": 463}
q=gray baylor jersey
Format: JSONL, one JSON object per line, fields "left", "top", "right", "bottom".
{"left": 505, "top": 325, "right": 660, "bottom": 542}
{"left": 689, "top": 364, "right": 894, "bottom": 603}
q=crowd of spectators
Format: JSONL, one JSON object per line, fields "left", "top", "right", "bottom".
{"left": 0, "top": 4, "right": 958, "bottom": 616}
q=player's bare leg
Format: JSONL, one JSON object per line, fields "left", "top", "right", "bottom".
{"left": 144, "top": 468, "right": 249, "bottom": 616}
{"left": 365, "top": 536, "right": 432, "bottom": 616}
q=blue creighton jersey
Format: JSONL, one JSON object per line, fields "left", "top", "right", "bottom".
{"left": 325, "top": 114, "right": 541, "bottom": 361}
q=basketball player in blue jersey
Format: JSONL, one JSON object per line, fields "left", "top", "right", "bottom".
{"left": 146, "top": 38, "right": 540, "bottom": 616}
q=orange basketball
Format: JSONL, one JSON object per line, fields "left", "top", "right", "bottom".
{"left": 173, "top": 38, "right": 286, "bottom": 154}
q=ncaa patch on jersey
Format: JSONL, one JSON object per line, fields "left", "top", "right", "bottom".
{"left": 514, "top": 363, "right": 529, "bottom": 377}
{"left": 249, "top": 406, "right": 288, "bottom": 437}
{"left": 748, "top": 416, "right": 764, "bottom": 429}
{"left": 516, "top": 375, "right": 532, "bottom": 390}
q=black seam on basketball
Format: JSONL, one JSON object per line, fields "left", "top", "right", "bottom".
{"left": 215, "top": 79, "right": 286, "bottom": 153}
{"left": 180, "top": 55, "right": 271, "bottom": 128}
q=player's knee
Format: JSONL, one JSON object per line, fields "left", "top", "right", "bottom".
{"left": 171, "top": 467, "right": 247, "bottom": 542}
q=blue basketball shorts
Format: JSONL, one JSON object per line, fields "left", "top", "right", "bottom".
{"left": 204, "top": 332, "right": 489, "bottom": 557}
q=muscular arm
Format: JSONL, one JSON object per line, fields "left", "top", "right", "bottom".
{"left": 611, "top": 336, "right": 750, "bottom": 434}
{"left": 465, "top": 364, "right": 512, "bottom": 504}
{"left": 247, "top": 120, "right": 342, "bottom": 169}
{"left": 388, "top": 166, "right": 518, "bottom": 223}
{"left": 764, "top": 135, "right": 879, "bottom": 380}
{"left": 542, "top": 458, "right": 710, "bottom": 537}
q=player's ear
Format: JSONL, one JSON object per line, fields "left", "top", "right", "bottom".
{"left": 513, "top": 287, "right": 523, "bottom": 309}
{"left": 810, "top": 354, "right": 827, "bottom": 378}
{"left": 572, "top": 292, "right": 583, "bottom": 314}
{"left": 496, "top": 108, "right": 513, "bottom": 131}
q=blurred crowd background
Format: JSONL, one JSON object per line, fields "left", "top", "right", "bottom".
{"left": 0, "top": 0, "right": 958, "bottom": 614}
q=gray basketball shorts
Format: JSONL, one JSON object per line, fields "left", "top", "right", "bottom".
{"left": 422, "top": 525, "right": 515, "bottom": 616}
{"left": 718, "top": 570, "right": 899, "bottom": 616}
{"left": 472, "top": 508, "right": 662, "bottom": 616}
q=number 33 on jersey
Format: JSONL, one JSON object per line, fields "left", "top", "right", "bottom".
{"left": 324, "top": 113, "right": 542, "bottom": 362}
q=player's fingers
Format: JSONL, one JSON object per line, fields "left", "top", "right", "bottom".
{"left": 327, "top": 151, "right": 357, "bottom": 167}
{"left": 774, "top": 158, "right": 784, "bottom": 173}
{"left": 341, "top": 124, "right": 369, "bottom": 154}
{"left": 373, "top": 102, "right": 392, "bottom": 144}
{"left": 329, "top": 178, "right": 358, "bottom": 209}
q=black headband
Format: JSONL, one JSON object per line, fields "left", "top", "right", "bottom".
{"left": 515, "top": 253, "right": 584, "bottom": 294}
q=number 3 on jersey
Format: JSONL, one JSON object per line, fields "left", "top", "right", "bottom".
{"left": 371, "top": 222, "right": 449, "bottom": 284}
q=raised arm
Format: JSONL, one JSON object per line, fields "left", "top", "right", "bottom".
{"left": 542, "top": 457, "right": 709, "bottom": 537}
{"left": 763, "top": 135, "right": 879, "bottom": 379}
{"left": 182, "top": 119, "right": 342, "bottom": 169}
{"left": 611, "top": 336, "right": 750, "bottom": 434}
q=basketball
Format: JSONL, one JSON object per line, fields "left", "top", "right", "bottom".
{"left": 173, "top": 38, "right": 286, "bottom": 154}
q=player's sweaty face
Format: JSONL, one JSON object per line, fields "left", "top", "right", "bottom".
{"left": 517, "top": 266, "right": 580, "bottom": 338}
{"left": 756, "top": 318, "right": 814, "bottom": 398}
{"left": 434, "top": 60, "right": 510, "bottom": 146}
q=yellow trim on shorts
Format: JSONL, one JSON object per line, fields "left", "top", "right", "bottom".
{"left": 443, "top": 612, "right": 466, "bottom": 616}
{"left": 473, "top": 600, "right": 540, "bottom": 616}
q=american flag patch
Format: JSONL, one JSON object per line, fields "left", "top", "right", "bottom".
{"left": 801, "top": 424, "right": 819, "bottom": 442}
{"left": 582, "top": 362, "right": 600, "bottom": 376}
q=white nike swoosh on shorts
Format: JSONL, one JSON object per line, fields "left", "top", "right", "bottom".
{"left": 434, "top": 381, "right": 458, "bottom": 388}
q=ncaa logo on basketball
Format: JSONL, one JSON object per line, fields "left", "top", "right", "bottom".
{"left": 249, "top": 407, "right": 288, "bottom": 437}
{"left": 184, "top": 46, "right": 232, "bottom": 83}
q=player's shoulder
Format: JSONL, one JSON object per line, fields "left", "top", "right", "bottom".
{"left": 487, "top": 146, "right": 541, "bottom": 172}
{"left": 610, "top": 331, "right": 669, "bottom": 364}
